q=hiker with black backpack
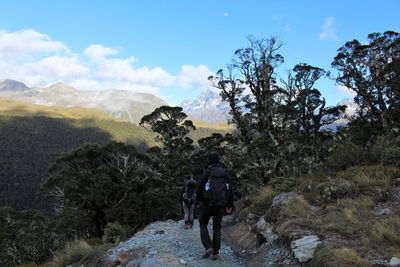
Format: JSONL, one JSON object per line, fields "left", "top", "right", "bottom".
{"left": 180, "top": 177, "right": 197, "bottom": 229}
{"left": 195, "top": 153, "right": 234, "bottom": 261}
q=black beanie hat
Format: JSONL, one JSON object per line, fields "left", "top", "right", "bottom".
{"left": 208, "top": 153, "right": 219, "bottom": 165}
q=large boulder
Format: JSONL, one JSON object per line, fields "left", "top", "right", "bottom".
{"left": 291, "top": 235, "right": 321, "bottom": 263}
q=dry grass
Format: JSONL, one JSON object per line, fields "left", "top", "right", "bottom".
{"left": 322, "top": 208, "right": 362, "bottom": 236}
{"left": 334, "top": 248, "right": 367, "bottom": 267}
{"left": 45, "top": 239, "right": 114, "bottom": 267}
{"left": 284, "top": 196, "right": 313, "bottom": 218}
{"left": 332, "top": 196, "right": 375, "bottom": 221}
{"left": 367, "top": 216, "right": 400, "bottom": 247}
{"left": 311, "top": 246, "right": 367, "bottom": 267}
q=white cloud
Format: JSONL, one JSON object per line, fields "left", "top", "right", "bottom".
{"left": 337, "top": 85, "right": 356, "bottom": 97}
{"left": 224, "top": 12, "right": 229, "bottom": 17}
{"left": 319, "top": 17, "right": 339, "bottom": 41}
{"left": 175, "top": 65, "right": 213, "bottom": 88}
{"left": 0, "top": 29, "right": 214, "bottom": 95}
{"left": 84, "top": 44, "right": 120, "bottom": 62}
{"left": 0, "top": 29, "right": 68, "bottom": 59}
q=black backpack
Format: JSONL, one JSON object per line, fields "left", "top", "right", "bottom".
{"left": 183, "top": 178, "right": 196, "bottom": 205}
{"left": 203, "top": 174, "right": 231, "bottom": 207}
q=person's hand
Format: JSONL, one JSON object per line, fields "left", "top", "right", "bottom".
{"left": 226, "top": 207, "right": 232, "bottom": 214}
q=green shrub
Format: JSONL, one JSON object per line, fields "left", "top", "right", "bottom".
{"left": 238, "top": 187, "right": 277, "bottom": 218}
{"left": 317, "top": 178, "right": 357, "bottom": 203}
{"left": 102, "top": 222, "right": 130, "bottom": 244}
{"left": 326, "top": 139, "right": 372, "bottom": 171}
{"left": 269, "top": 176, "right": 300, "bottom": 192}
{"left": 371, "top": 135, "right": 400, "bottom": 167}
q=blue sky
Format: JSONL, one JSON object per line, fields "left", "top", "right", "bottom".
{"left": 0, "top": 0, "right": 399, "bottom": 106}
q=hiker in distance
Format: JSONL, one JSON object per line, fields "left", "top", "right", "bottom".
{"left": 196, "top": 153, "right": 234, "bottom": 261}
{"left": 180, "top": 176, "right": 197, "bottom": 229}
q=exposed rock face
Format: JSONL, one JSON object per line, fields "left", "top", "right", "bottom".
{"left": 0, "top": 79, "right": 29, "bottom": 91}
{"left": 390, "top": 257, "right": 400, "bottom": 266}
{"left": 291, "top": 235, "right": 321, "bottom": 263}
{"left": 266, "top": 192, "right": 300, "bottom": 221}
{"left": 181, "top": 89, "right": 230, "bottom": 123}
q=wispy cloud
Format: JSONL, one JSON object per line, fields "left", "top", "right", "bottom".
{"left": 319, "top": 17, "right": 339, "bottom": 41}
{"left": 0, "top": 29, "right": 213, "bottom": 96}
{"left": 223, "top": 12, "right": 229, "bottom": 17}
{"left": 271, "top": 15, "right": 281, "bottom": 21}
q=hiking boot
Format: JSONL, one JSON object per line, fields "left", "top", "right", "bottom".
{"left": 202, "top": 248, "right": 214, "bottom": 258}
{"left": 188, "top": 223, "right": 193, "bottom": 229}
{"left": 212, "top": 254, "right": 219, "bottom": 261}
{"left": 184, "top": 224, "right": 189, "bottom": 229}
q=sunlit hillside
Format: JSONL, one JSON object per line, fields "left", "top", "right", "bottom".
{"left": 0, "top": 97, "right": 232, "bottom": 212}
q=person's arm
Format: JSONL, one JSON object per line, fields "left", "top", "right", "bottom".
{"left": 226, "top": 174, "right": 234, "bottom": 209}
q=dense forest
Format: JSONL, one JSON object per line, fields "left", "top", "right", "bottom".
{"left": 0, "top": 30, "right": 399, "bottom": 266}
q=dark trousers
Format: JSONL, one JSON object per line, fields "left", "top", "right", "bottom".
{"left": 199, "top": 204, "right": 224, "bottom": 254}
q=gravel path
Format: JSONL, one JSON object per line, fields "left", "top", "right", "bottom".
{"left": 107, "top": 219, "right": 246, "bottom": 267}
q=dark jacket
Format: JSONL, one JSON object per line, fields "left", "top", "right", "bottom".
{"left": 196, "top": 164, "right": 234, "bottom": 208}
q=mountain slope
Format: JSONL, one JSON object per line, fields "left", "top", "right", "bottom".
{"left": 0, "top": 97, "right": 231, "bottom": 212}
{"left": 0, "top": 80, "right": 168, "bottom": 123}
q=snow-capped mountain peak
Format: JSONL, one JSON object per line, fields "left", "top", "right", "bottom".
{"left": 180, "top": 88, "right": 229, "bottom": 123}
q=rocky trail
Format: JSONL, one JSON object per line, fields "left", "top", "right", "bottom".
{"left": 106, "top": 218, "right": 247, "bottom": 267}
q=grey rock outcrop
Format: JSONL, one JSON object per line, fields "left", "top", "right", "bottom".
{"left": 390, "top": 257, "right": 400, "bottom": 266}
{"left": 291, "top": 235, "right": 321, "bottom": 263}
{"left": 266, "top": 192, "right": 300, "bottom": 221}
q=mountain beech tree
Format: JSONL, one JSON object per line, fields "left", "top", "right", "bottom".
{"left": 140, "top": 106, "right": 197, "bottom": 217}
{"left": 41, "top": 142, "right": 160, "bottom": 238}
{"left": 209, "top": 37, "right": 284, "bottom": 142}
{"left": 140, "top": 106, "right": 196, "bottom": 155}
{"left": 332, "top": 30, "right": 400, "bottom": 132}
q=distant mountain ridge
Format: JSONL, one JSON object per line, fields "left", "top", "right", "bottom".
{"left": 0, "top": 79, "right": 168, "bottom": 124}
{"left": 181, "top": 89, "right": 230, "bottom": 123}
{"left": 0, "top": 79, "right": 29, "bottom": 91}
